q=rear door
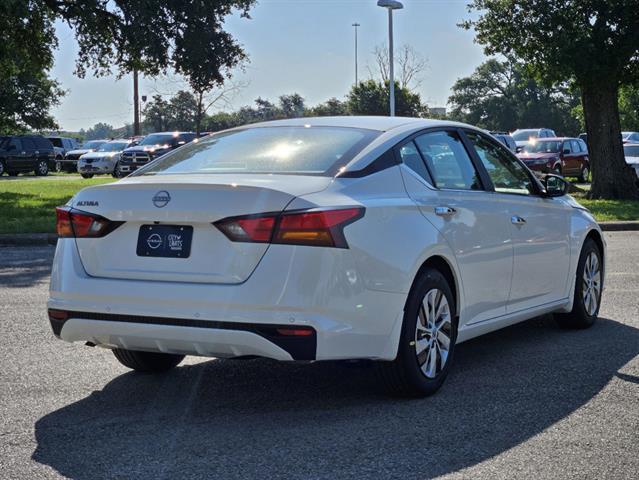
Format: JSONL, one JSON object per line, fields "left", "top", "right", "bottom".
{"left": 399, "top": 129, "right": 514, "bottom": 324}
{"left": 561, "top": 140, "right": 577, "bottom": 175}
{"left": 5, "top": 138, "right": 25, "bottom": 170}
{"left": 21, "top": 138, "right": 38, "bottom": 168}
{"left": 464, "top": 131, "right": 571, "bottom": 312}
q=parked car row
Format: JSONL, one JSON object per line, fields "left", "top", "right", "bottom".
{"left": 0, "top": 131, "right": 198, "bottom": 178}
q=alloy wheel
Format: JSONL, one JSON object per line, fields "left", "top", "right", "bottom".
{"left": 582, "top": 251, "right": 601, "bottom": 316}
{"left": 55, "top": 161, "right": 62, "bottom": 173}
{"left": 415, "top": 288, "right": 452, "bottom": 379}
{"left": 38, "top": 161, "right": 48, "bottom": 175}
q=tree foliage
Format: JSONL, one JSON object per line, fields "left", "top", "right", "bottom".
{"left": 464, "top": 0, "right": 639, "bottom": 198}
{"left": 448, "top": 58, "right": 581, "bottom": 135}
{"left": 347, "top": 80, "right": 426, "bottom": 117}
{"left": 0, "top": 0, "right": 64, "bottom": 133}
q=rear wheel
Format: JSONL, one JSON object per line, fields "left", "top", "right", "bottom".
{"left": 35, "top": 159, "right": 48, "bottom": 176}
{"left": 80, "top": 173, "right": 94, "bottom": 179}
{"left": 555, "top": 239, "right": 602, "bottom": 329}
{"left": 112, "top": 348, "right": 184, "bottom": 373}
{"left": 578, "top": 165, "right": 590, "bottom": 183}
{"left": 0, "top": 159, "right": 5, "bottom": 176}
{"left": 376, "top": 268, "right": 457, "bottom": 397}
{"left": 55, "top": 160, "right": 62, "bottom": 173}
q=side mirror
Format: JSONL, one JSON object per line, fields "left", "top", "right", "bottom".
{"left": 542, "top": 174, "right": 569, "bottom": 197}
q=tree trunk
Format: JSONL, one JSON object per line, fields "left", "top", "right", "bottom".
{"left": 582, "top": 82, "right": 639, "bottom": 199}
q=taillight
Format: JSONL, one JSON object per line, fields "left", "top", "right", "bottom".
{"left": 215, "top": 207, "right": 364, "bottom": 248}
{"left": 55, "top": 207, "right": 123, "bottom": 238}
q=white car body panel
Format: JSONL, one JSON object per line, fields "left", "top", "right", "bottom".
{"left": 48, "top": 117, "right": 605, "bottom": 363}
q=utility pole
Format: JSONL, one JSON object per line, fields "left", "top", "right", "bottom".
{"left": 352, "top": 23, "right": 360, "bottom": 85}
{"left": 377, "top": 1, "right": 403, "bottom": 117}
{"left": 133, "top": 69, "right": 140, "bottom": 136}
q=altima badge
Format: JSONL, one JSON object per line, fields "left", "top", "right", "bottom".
{"left": 152, "top": 191, "right": 171, "bottom": 208}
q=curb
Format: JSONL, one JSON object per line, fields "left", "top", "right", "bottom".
{"left": 1, "top": 222, "right": 638, "bottom": 246}
{"left": 0, "top": 233, "right": 58, "bottom": 246}
{"left": 598, "top": 221, "right": 639, "bottom": 231}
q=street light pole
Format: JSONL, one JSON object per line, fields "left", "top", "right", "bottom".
{"left": 352, "top": 22, "right": 360, "bottom": 85}
{"left": 377, "top": 1, "right": 403, "bottom": 117}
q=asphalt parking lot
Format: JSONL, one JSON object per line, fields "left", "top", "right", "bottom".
{"left": 1, "top": 232, "right": 637, "bottom": 479}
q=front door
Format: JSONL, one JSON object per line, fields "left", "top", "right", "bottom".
{"left": 464, "top": 131, "right": 572, "bottom": 313}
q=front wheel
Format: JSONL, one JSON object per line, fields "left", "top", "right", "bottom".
{"left": 0, "top": 159, "right": 5, "bottom": 176}
{"left": 35, "top": 159, "right": 49, "bottom": 176}
{"left": 555, "top": 239, "right": 603, "bottom": 329}
{"left": 80, "top": 173, "right": 94, "bottom": 179}
{"left": 112, "top": 348, "right": 184, "bottom": 373}
{"left": 55, "top": 160, "right": 62, "bottom": 173}
{"left": 375, "top": 268, "right": 457, "bottom": 397}
{"left": 112, "top": 162, "right": 124, "bottom": 178}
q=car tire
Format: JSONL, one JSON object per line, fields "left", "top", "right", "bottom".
{"left": 112, "top": 162, "right": 124, "bottom": 178}
{"left": 112, "top": 348, "right": 184, "bottom": 373}
{"left": 578, "top": 166, "right": 590, "bottom": 183}
{"left": 553, "top": 165, "right": 562, "bottom": 176}
{"left": 0, "top": 159, "right": 5, "bottom": 176}
{"left": 555, "top": 238, "right": 602, "bottom": 329}
{"left": 55, "top": 160, "right": 62, "bottom": 173}
{"left": 7, "top": 170, "right": 18, "bottom": 177}
{"left": 375, "top": 268, "right": 457, "bottom": 397}
{"left": 35, "top": 160, "right": 49, "bottom": 176}
{"left": 80, "top": 173, "right": 94, "bottom": 179}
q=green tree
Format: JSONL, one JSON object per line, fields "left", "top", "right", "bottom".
{"left": 308, "top": 98, "right": 349, "bottom": 117}
{"left": 278, "top": 94, "right": 306, "bottom": 118}
{"left": 168, "top": 91, "right": 198, "bottom": 131}
{"left": 2, "top": 1, "right": 255, "bottom": 132}
{"left": 448, "top": 58, "right": 581, "bottom": 135}
{"left": 143, "top": 95, "right": 171, "bottom": 133}
{"left": 0, "top": 1, "right": 64, "bottom": 132}
{"left": 464, "top": 0, "right": 639, "bottom": 199}
{"left": 619, "top": 85, "right": 639, "bottom": 132}
{"left": 346, "top": 80, "right": 425, "bottom": 117}
{"left": 82, "top": 122, "right": 116, "bottom": 140}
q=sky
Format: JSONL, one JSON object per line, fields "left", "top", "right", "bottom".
{"left": 50, "top": 0, "right": 486, "bottom": 132}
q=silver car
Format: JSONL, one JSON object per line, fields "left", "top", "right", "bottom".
{"left": 77, "top": 140, "right": 134, "bottom": 178}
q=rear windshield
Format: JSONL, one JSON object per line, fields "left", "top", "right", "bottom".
{"left": 135, "top": 126, "right": 379, "bottom": 176}
{"left": 139, "top": 134, "right": 180, "bottom": 146}
{"left": 511, "top": 130, "right": 539, "bottom": 141}
{"left": 97, "top": 142, "right": 129, "bottom": 152}
{"left": 522, "top": 140, "right": 562, "bottom": 154}
{"left": 83, "top": 140, "right": 106, "bottom": 149}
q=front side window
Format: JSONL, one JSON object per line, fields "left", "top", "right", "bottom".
{"left": 22, "top": 138, "right": 36, "bottom": 151}
{"left": 136, "top": 126, "right": 379, "bottom": 176}
{"left": 414, "top": 131, "right": 482, "bottom": 190}
{"left": 563, "top": 141, "right": 572, "bottom": 154}
{"left": 466, "top": 132, "right": 535, "bottom": 196}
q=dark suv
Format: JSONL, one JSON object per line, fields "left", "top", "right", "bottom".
{"left": 0, "top": 135, "right": 55, "bottom": 176}
{"left": 119, "top": 132, "right": 196, "bottom": 174}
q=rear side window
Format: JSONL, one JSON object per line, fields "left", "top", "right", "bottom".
{"left": 22, "top": 138, "right": 36, "bottom": 151}
{"left": 466, "top": 131, "right": 534, "bottom": 195}
{"left": 571, "top": 140, "right": 580, "bottom": 153}
{"left": 35, "top": 137, "right": 53, "bottom": 150}
{"left": 563, "top": 141, "right": 572, "bottom": 153}
{"left": 136, "top": 126, "right": 379, "bottom": 176}
{"left": 399, "top": 141, "right": 431, "bottom": 183}
{"left": 414, "top": 131, "right": 482, "bottom": 190}
{"left": 8, "top": 138, "right": 21, "bottom": 151}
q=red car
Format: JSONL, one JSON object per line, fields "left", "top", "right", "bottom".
{"left": 517, "top": 137, "right": 590, "bottom": 182}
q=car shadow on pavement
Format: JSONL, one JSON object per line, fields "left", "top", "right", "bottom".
{"left": 32, "top": 315, "right": 639, "bottom": 480}
{"left": 0, "top": 246, "right": 54, "bottom": 288}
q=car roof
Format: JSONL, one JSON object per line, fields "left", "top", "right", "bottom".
{"left": 145, "top": 131, "right": 194, "bottom": 135}
{"left": 236, "top": 116, "right": 471, "bottom": 132}
{"left": 536, "top": 137, "right": 579, "bottom": 141}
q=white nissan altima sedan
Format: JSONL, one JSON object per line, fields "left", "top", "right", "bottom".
{"left": 48, "top": 117, "right": 605, "bottom": 396}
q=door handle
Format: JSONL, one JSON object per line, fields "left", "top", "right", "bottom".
{"left": 511, "top": 215, "right": 526, "bottom": 226}
{"left": 435, "top": 206, "right": 457, "bottom": 217}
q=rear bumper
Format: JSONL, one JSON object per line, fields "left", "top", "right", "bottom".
{"left": 48, "top": 238, "right": 407, "bottom": 362}
{"left": 49, "top": 310, "right": 315, "bottom": 360}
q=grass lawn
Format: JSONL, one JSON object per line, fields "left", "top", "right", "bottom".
{"left": 0, "top": 177, "right": 638, "bottom": 235}
{"left": 572, "top": 194, "right": 639, "bottom": 222}
{"left": 0, "top": 177, "right": 115, "bottom": 234}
